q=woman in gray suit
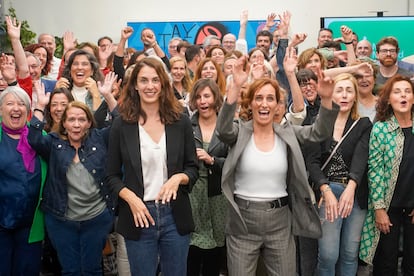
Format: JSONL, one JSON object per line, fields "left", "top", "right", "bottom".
{"left": 216, "top": 52, "right": 339, "bottom": 276}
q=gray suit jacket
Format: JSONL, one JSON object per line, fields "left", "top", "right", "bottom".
{"left": 216, "top": 101, "right": 339, "bottom": 239}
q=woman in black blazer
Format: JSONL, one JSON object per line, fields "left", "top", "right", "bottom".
{"left": 105, "top": 57, "right": 198, "bottom": 276}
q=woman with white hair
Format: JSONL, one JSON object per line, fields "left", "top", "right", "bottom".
{"left": 0, "top": 86, "right": 46, "bottom": 275}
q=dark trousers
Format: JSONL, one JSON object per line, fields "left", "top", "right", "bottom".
{"left": 0, "top": 225, "right": 42, "bottom": 276}
{"left": 187, "top": 245, "right": 223, "bottom": 276}
{"left": 373, "top": 207, "right": 414, "bottom": 276}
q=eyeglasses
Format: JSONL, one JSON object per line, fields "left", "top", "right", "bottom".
{"left": 378, "top": 48, "right": 397, "bottom": 55}
{"left": 299, "top": 82, "right": 315, "bottom": 89}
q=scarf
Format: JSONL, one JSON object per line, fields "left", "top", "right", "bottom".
{"left": 2, "top": 122, "right": 36, "bottom": 173}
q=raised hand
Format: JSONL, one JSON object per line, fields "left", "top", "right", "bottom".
{"left": 97, "top": 71, "right": 118, "bottom": 97}
{"left": 283, "top": 47, "right": 298, "bottom": 73}
{"left": 289, "top": 33, "right": 307, "bottom": 48}
{"left": 0, "top": 54, "right": 17, "bottom": 83}
{"left": 340, "top": 25, "right": 353, "bottom": 43}
{"left": 121, "top": 26, "right": 134, "bottom": 40}
{"left": 85, "top": 77, "right": 100, "bottom": 98}
{"left": 240, "top": 10, "right": 248, "bottom": 26}
{"left": 33, "top": 81, "right": 50, "bottom": 109}
{"left": 265, "top": 13, "right": 278, "bottom": 30}
{"left": 278, "top": 10, "right": 292, "bottom": 37}
{"left": 5, "top": 16, "right": 21, "bottom": 40}
{"left": 63, "top": 31, "right": 77, "bottom": 52}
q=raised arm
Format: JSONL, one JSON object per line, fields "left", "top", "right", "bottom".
{"left": 114, "top": 26, "right": 134, "bottom": 80}
{"left": 6, "top": 16, "right": 29, "bottom": 79}
{"left": 340, "top": 25, "right": 356, "bottom": 65}
{"left": 283, "top": 47, "right": 304, "bottom": 113}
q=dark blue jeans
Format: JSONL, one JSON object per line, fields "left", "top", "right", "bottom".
{"left": 0, "top": 225, "right": 42, "bottom": 276}
{"left": 45, "top": 208, "right": 113, "bottom": 276}
{"left": 125, "top": 202, "right": 190, "bottom": 276}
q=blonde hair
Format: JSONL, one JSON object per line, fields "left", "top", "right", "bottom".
{"left": 333, "top": 73, "right": 360, "bottom": 120}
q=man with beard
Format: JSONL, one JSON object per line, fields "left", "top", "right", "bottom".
{"left": 375, "top": 36, "right": 412, "bottom": 87}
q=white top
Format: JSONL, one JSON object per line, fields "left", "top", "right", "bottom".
{"left": 71, "top": 85, "right": 88, "bottom": 104}
{"left": 139, "top": 124, "right": 168, "bottom": 201}
{"left": 44, "top": 56, "right": 61, "bottom": 80}
{"left": 234, "top": 134, "right": 288, "bottom": 201}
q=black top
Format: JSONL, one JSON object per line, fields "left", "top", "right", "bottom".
{"left": 391, "top": 127, "right": 414, "bottom": 208}
{"left": 305, "top": 116, "right": 372, "bottom": 208}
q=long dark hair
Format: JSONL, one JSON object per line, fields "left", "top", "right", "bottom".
{"left": 119, "top": 57, "right": 183, "bottom": 124}
{"left": 61, "top": 49, "right": 104, "bottom": 90}
{"left": 44, "top": 87, "right": 75, "bottom": 133}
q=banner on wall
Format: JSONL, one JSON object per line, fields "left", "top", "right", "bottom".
{"left": 127, "top": 20, "right": 271, "bottom": 54}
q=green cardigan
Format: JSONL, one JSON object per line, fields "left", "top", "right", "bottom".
{"left": 0, "top": 124, "right": 47, "bottom": 243}
{"left": 359, "top": 114, "right": 414, "bottom": 264}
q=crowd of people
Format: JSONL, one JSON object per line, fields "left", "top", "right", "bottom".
{"left": 0, "top": 9, "right": 413, "bottom": 276}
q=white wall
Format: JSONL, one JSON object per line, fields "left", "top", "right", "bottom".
{"left": 3, "top": 0, "right": 413, "bottom": 50}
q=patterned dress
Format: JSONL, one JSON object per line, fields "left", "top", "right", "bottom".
{"left": 189, "top": 142, "right": 227, "bottom": 249}
{"left": 359, "top": 115, "right": 409, "bottom": 264}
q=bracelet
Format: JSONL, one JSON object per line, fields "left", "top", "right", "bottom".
{"left": 8, "top": 80, "right": 18, "bottom": 86}
{"left": 321, "top": 186, "right": 331, "bottom": 196}
{"left": 33, "top": 108, "right": 44, "bottom": 115}
{"left": 151, "top": 41, "right": 157, "bottom": 48}
{"left": 343, "top": 40, "right": 353, "bottom": 45}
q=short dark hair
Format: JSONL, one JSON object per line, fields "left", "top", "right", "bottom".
{"left": 256, "top": 30, "right": 273, "bottom": 43}
{"left": 97, "top": 36, "right": 113, "bottom": 46}
{"left": 185, "top": 45, "right": 202, "bottom": 62}
{"left": 321, "top": 41, "right": 341, "bottom": 51}
{"left": 319, "top": 28, "right": 333, "bottom": 35}
{"left": 296, "top": 69, "right": 318, "bottom": 84}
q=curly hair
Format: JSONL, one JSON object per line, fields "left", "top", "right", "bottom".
{"left": 376, "top": 75, "right": 414, "bottom": 122}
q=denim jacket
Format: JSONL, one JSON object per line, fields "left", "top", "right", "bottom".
{"left": 28, "top": 116, "right": 115, "bottom": 218}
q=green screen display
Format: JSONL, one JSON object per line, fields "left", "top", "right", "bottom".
{"left": 322, "top": 16, "right": 414, "bottom": 60}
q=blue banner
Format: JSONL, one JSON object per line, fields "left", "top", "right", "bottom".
{"left": 127, "top": 20, "right": 270, "bottom": 54}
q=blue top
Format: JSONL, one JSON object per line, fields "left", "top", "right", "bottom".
{"left": 0, "top": 132, "right": 41, "bottom": 229}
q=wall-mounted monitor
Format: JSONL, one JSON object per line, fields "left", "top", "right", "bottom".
{"left": 321, "top": 16, "right": 414, "bottom": 60}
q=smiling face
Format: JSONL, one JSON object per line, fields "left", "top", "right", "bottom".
{"left": 34, "top": 47, "right": 47, "bottom": 69}
{"left": 305, "top": 54, "right": 322, "bottom": 73}
{"left": 201, "top": 61, "right": 218, "bottom": 81}
{"left": 377, "top": 43, "right": 398, "bottom": 68}
{"left": 389, "top": 80, "right": 414, "bottom": 117}
{"left": 300, "top": 79, "right": 318, "bottom": 105}
{"left": 135, "top": 65, "right": 161, "bottom": 106}
{"left": 251, "top": 83, "right": 278, "bottom": 127}
{"left": 70, "top": 55, "right": 93, "bottom": 87}
{"left": 333, "top": 79, "right": 357, "bottom": 114}
{"left": 50, "top": 93, "right": 71, "bottom": 125}
{"left": 170, "top": 60, "right": 186, "bottom": 84}
{"left": 356, "top": 68, "right": 375, "bottom": 97}
{"left": 63, "top": 106, "right": 92, "bottom": 147}
{"left": 211, "top": 48, "right": 225, "bottom": 65}
{"left": 27, "top": 55, "right": 42, "bottom": 81}
{"left": 0, "top": 92, "right": 28, "bottom": 130}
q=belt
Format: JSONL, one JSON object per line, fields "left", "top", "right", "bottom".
{"left": 235, "top": 196, "right": 288, "bottom": 210}
{"left": 328, "top": 177, "right": 349, "bottom": 185}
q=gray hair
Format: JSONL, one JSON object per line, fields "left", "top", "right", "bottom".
{"left": 203, "top": 35, "right": 220, "bottom": 49}
{"left": 0, "top": 86, "right": 31, "bottom": 113}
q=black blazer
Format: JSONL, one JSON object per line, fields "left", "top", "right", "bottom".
{"left": 191, "top": 112, "right": 228, "bottom": 197}
{"left": 305, "top": 116, "right": 372, "bottom": 209}
{"left": 105, "top": 114, "right": 198, "bottom": 240}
